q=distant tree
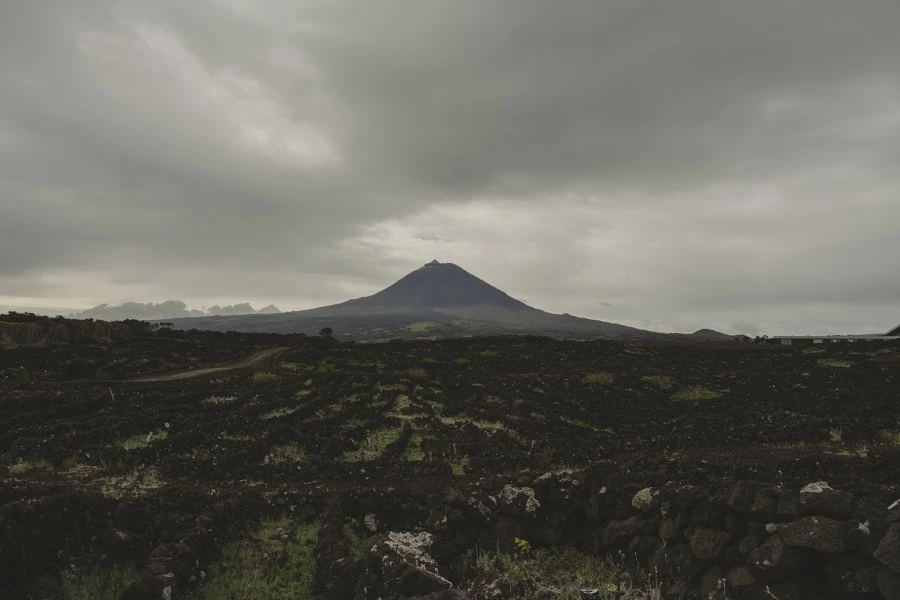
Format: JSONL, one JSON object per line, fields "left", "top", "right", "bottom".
{"left": 319, "top": 327, "right": 333, "bottom": 337}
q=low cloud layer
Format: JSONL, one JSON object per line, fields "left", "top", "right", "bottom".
{"left": 2, "top": 1, "right": 899, "bottom": 335}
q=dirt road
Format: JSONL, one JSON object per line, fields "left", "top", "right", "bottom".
{"left": 129, "top": 347, "right": 291, "bottom": 382}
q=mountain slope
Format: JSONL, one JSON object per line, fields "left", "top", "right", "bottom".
{"left": 168, "top": 261, "right": 658, "bottom": 340}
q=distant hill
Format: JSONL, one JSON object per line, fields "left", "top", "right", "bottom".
{"left": 73, "top": 301, "right": 281, "bottom": 321}
{"left": 168, "top": 260, "right": 672, "bottom": 340}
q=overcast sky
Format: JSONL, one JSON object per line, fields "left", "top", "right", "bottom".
{"left": 2, "top": 1, "right": 899, "bottom": 335}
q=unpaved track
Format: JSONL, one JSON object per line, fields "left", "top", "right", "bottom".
{"left": 129, "top": 347, "right": 291, "bottom": 382}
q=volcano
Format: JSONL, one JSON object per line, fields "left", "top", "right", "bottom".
{"left": 168, "top": 261, "right": 668, "bottom": 340}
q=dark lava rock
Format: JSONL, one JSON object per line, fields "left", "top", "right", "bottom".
{"left": 875, "top": 523, "right": 900, "bottom": 574}
{"left": 798, "top": 482, "right": 856, "bottom": 520}
{"left": 778, "top": 516, "right": 853, "bottom": 554}
{"left": 747, "top": 535, "right": 808, "bottom": 584}
{"left": 689, "top": 526, "right": 731, "bottom": 560}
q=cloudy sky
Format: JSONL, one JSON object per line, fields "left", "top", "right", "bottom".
{"left": 2, "top": 1, "right": 899, "bottom": 335}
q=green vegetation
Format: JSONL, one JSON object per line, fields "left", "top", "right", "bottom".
{"left": 404, "top": 368, "right": 428, "bottom": 378}
{"left": 454, "top": 357, "right": 472, "bottom": 366}
{"left": 223, "top": 433, "right": 253, "bottom": 442}
{"left": 582, "top": 371, "right": 616, "bottom": 385}
{"left": 261, "top": 406, "right": 299, "bottom": 420}
{"left": 279, "top": 361, "right": 303, "bottom": 371}
{"left": 671, "top": 385, "right": 721, "bottom": 403}
{"left": 817, "top": 358, "right": 855, "bottom": 368}
{"left": 203, "top": 395, "right": 237, "bottom": 405}
{"left": 341, "top": 427, "right": 403, "bottom": 462}
{"left": 251, "top": 371, "right": 281, "bottom": 384}
{"left": 801, "top": 346, "right": 826, "bottom": 354}
{"left": 827, "top": 428, "right": 843, "bottom": 443}
{"left": 406, "top": 321, "right": 439, "bottom": 332}
{"left": 192, "top": 516, "right": 318, "bottom": 600}
{"left": 474, "top": 546, "right": 660, "bottom": 600}
{"left": 404, "top": 431, "right": 426, "bottom": 461}
{"left": 294, "top": 389, "right": 313, "bottom": 398}
{"left": 343, "top": 523, "right": 370, "bottom": 559}
{"left": 101, "top": 467, "right": 163, "bottom": 498}
{"left": 449, "top": 456, "right": 469, "bottom": 476}
{"left": 641, "top": 374, "right": 675, "bottom": 390}
{"left": 268, "top": 443, "right": 308, "bottom": 464}
{"left": 480, "top": 350, "right": 500, "bottom": 357}
{"left": 559, "top": 416, "right": 611, "bottom": 434}
{"left": 61, "top": 563, "right": 139, "bottom": 600}
{"left": 875, "top": 429, "right": 900, "bottom": 444}
{"left": 8, "top": 458, "right": 53, "bottom": 474}
{"left": 118, "top": 430, "right": 168, "bottom": 450}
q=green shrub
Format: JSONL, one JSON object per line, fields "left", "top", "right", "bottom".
{"left": 671, "top": 385, "right": 721, "bottom": 403}
{"left": 875, "top": 429, "right": 900, "bottom": 444}
{"left": 61, "top": 563, "right": 139, "bottom": 600}
{"left": 582, "top": 372, "right": 616, "bottom": 385}
{"left": 641, "top": 375, "right": 675, "bottom": 390}
{"left": 817, "top": 358, "right": 855, "bottom": 368}
{"left": 193, "top": 516, "right": 318, "bottom": 600}
{"left": 251, "top": 371, "right": 281, "bottom": 384}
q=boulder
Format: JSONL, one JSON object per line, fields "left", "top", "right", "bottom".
{"left": 724, "top": 565, "right": 755, "bottom": 589}
{"left": 632, "top": 487, "right": 660, "bottom": 512}
{"left": 875, "top": 524, "right": 900, "bottom": 574}
{"left": 747, "top": 536, "right": 808, "bottom": 583}
{"left": 596, "top": 516, "right": 654, "bottom": 550}
{"left": 698, "top": 565, "right": 724, "bottom": 599}
{"left": 727, "top": 481, "right": 764, "bottom": 515}
{"left": 798, "top": 481, "right": 855, "bottom": 520}
{"left": 497, "top": 486, "right": 540, "bottom": 518}
{"left": 778, "top": 516, "right": 853, "bottom": 553}
{"left": 379, "top": 531, "right": 452, "bottom": 598}
{"left": 878, "top": 565, "right": 900, "bottom": 600}
{"left": 821, "top": 553, "right": 878, "bottom": 597}
{"left": 688, "top": 526, "right": 731, "bottom": 560}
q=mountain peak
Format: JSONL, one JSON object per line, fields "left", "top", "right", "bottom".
{"left": 346, "top": 262, "right": 528, "bottom": 310}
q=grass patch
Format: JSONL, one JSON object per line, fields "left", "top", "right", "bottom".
{"left": 8, "top": 458, "right": 53, "bottom": 474}
{"left": 671, "top": 385, "right": 721, "bottom": 403}
{"left": 192, "top": 516, "right": 318, "bottom": 600}
{"left": 341, "top": 427, "right": 403, "bottom": 462}
{"left": 61, "top": 563, "right": 139, "bottom": 600}
{"left": 559, "top": 416, "right": 611, "bottom": 434}
{"left": 279, "top": 361, "right": 303, "bottom": 371}
{"left": 801, "top": 346, "right": 826, "bottom": 354}
{"left": 101, "top": 467, "right": 163, "bottom": 498}
{"left": 118, "top": 430, "right": 168, "bottom": 451}
{"left": 827, "top": 427, "right": 843, "bottom": 443}
{"left": 251, "top": 371, "right": 281, "bottom": 384}
{"left": 404, "top": 368, "right": 428, "bottom": 378}
{"left": 223, "top": 433, "right": 253, "bottom": 442}
{"left": 267, "top": 443, "right": 308, "bottom": 464}
{"left": 449, "top": 456, "right": 469, "bottom": 476}
{"left": 641, "top": 375, "right": 675, "bottom": 391}
{"left": 293, "top": 389, "right": 313, "bottom": 398}
{"left": 473, "top": 420, "right": 504, "bottom": 431}
{"left": 261, "top": 406, "right": 299, "bottom": 420}
{"left": 203, "top": 395, "right": 237, "bottom": 405}
{"left": 875, "top": 429, "right": 900, "bottom": 444}
{"left": 343, "top": 523, "right": 370, "bottom": 559}
{"left": 474, "top": 546, "right": 659, "bottom": 599}
{"left": 454, "top": 357, "right": 472, "bottom": 366}
{"left": 817, "top": 358, "right": 856, "bottom": 368}
{"left": 582, "top": 372, "right": 616, "bottom": 385}
{"left": 403, "top": 431, "right": 426, "bottom": 461}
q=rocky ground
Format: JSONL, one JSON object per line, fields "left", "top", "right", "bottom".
{"left": 1, "top": 329, "right": 899, "bottom": 599}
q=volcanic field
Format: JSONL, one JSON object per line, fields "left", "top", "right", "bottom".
{"left": 2, "top": 326, "right": 900, "bottom": 599}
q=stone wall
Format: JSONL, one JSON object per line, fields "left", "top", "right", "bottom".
{"left": 317, "top": 463, "right": 900, "bottom": 599}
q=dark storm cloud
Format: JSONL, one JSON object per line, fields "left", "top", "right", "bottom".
{"left": 1, "top": 0, "right": 899, "bottom": 333}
